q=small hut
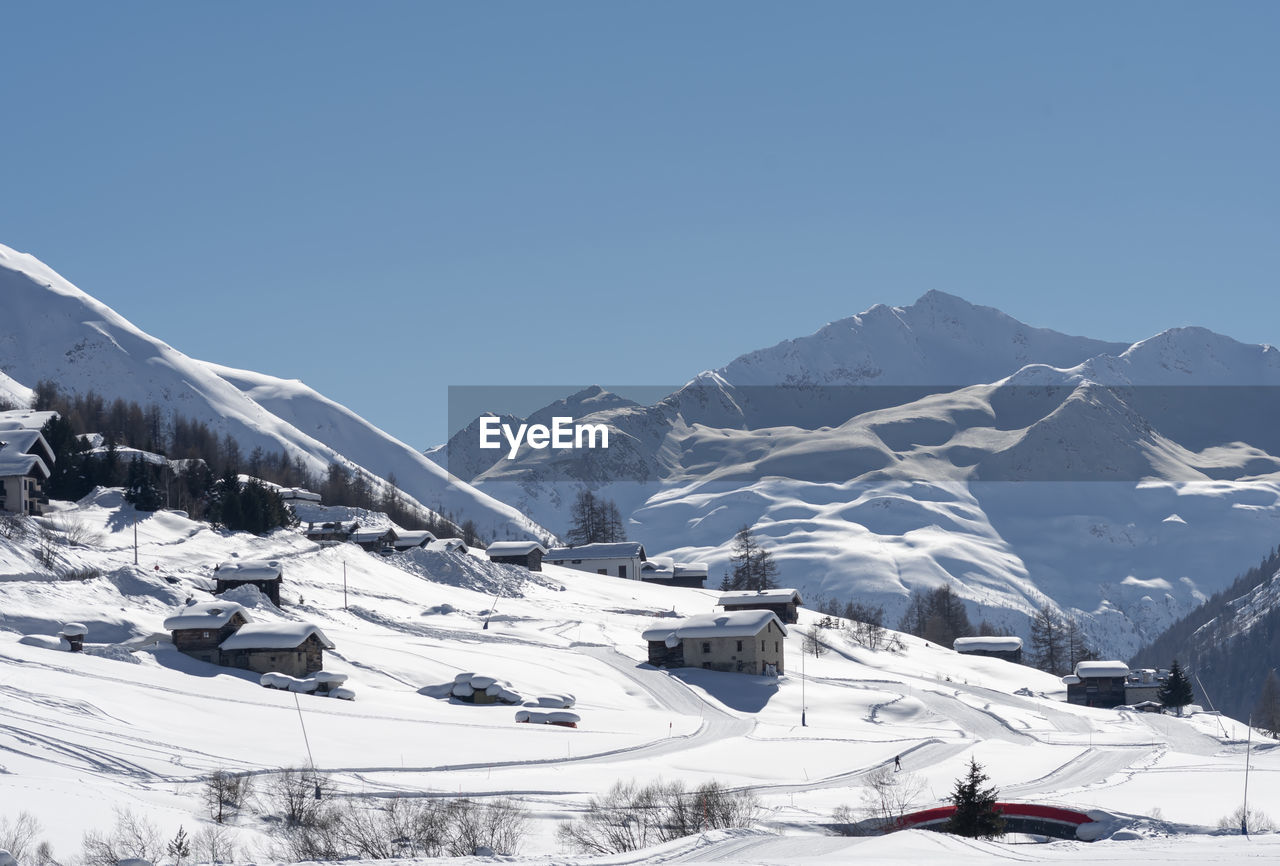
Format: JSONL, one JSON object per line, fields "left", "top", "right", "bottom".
{"left": 485, "top": 541, "right": 547, "bottom": 571}
{"left": 59, "top": 622, "right": 87, "bottom": 652}
{"left": 164, "top": 601, "right": 253, "bottom": 665}
{"left": 214, "top": 560, "right": 284, "bottom": 606}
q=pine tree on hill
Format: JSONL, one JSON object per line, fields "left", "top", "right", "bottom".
{"left": 1030, "top": 605, "right": 1068, "bottom": 675}
{"left": 566, "top": 490, "right": 627, "bottom": 545}
{"left": 945, "top": 758, "right": 1005, "bottom": 839}
{"left": 1159, "top": 659, "right": 1195, "bottom": 717}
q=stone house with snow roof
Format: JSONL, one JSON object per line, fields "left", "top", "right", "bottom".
{"left": 642, "top": 610, "right": 786, "bottom": 675}
{"left": 718, "top": 589, "right": 803, "bottom": 624}
{"left": 219, "top": 623, "right": 334, "bottom": 677}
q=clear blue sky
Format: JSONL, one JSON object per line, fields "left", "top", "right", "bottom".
{"left": 3, "top": 3, "right": 1277, "bottom": 446}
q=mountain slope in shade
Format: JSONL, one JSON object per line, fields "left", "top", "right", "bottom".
{"left": 0, "top": 244, "right": 545, "bottom": 542}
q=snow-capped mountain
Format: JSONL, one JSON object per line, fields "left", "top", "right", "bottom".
{"left": 450, "top": 295, "right": 1280, "bottom": 658}
{"left": 0, "top": 244, "right": 546, "bottom": 542}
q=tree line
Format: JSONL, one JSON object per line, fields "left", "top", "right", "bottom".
{"left": 31, "top": 381, "right": 471, "bottom": 540}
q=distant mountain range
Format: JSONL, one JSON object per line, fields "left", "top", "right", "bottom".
{"left": 438, "top": 292, "right": 1280, "bottom": 658}
{"left": 7, "top": 242, "right": 1280, "bottom": 660}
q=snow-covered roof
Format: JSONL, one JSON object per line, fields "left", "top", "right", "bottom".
{"left": 953, "top": 636, "right": 1024, "bottom": 653}
{"left": 673, "top": 561, "right": 709, "bottom": 577}
{"left": 546, "top": 542, "right": 646, "bottom": 560}
{"left": 277, "top": 487, "right": 321, "bottom": 502}
{"left": 486, "top": 541, "right": 547, "bottom": 557}
{"left": 1061, "top": 674, "right": 1081, "bottom": 685}
{"left": 59, "top": 622, "right": 88, "bottom": 636}
{"left": 351, "top": 529, "right": 394, "bottom": 543}
{"left": 0, "top": 448, "right": 49, "bottom": 479}
{"left": 640, "top": 557, "right": 675, "bottom": 577}
{"left": 425, "top": 538, "right": 467, "bottom": 553}
{"left": 719, "top": 589, "right": 802, "bottom": 606}
{"left": 163, "top": 601, "right": 252, "bottom": 631}
{"left": 0, "top": 429, "right": 54, "bottom": 464}
{"left": 214, "top": 559, "right": 283, "bottom": 580}
{"left": 1075, "top": 660, "right": 1130, "bottom": 679}
{"left": 220, "top": 622, "right": 334, "bottom": 651}
{"left": 0, "top": 409, "right": 57, "bottom": 432}
{"left": 642, "top": 609, "right": 787, "bottom": 641}
{"left": 393, "top": 530, "right": 436, "bottom": 548}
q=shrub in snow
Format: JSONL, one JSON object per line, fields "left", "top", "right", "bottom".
{"left": 557, "top": 779, "right": 762, "bottom": 854}
{"left": 203, "top": 770, "right": 253, "bottom": 824}
{"left": 80, "top": 808, "right": 162, "bottom": 866}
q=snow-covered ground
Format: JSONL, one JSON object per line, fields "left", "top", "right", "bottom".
{"left": 2, "top": 491, "right": 1277, "bottom": 863}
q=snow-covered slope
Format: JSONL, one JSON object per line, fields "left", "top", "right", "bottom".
{"left": 456, "top": 298, "right": 1280, "bottom": 658}
{"left": 0, "top": 244, "right": 545, "bottom": 542}
{"left": 0, "top": 491, "right": 1272, "bottom": 860}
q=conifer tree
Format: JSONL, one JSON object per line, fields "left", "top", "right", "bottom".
{"left": 1159, "top": 659, "right": 1195, "bottom": 717}
{"left": 945, "top": 759, "right": 1005, "bottom": 838}
{"left": 1254, "top": 671, "right": 1280, "bottom": 739}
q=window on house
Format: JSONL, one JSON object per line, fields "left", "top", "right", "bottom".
{"left": 761, "top": 640, "right": 766, "bottom": 651}
{"left": 619, "top": 566, "right": 627, "bottom": 578}
{"left": 202, "top": 631, "right": 209, "bottom": 639}
{"left": 702, "top": 662, "right": 711, "bottom": 669}
{"left": 775, "top": 641, "right": 779, "bottom": 653}
{"left": 702, "top": 642, "right": 711, "bottom": 654}
{"left": 597, "top": 569, "right": 606, "bottom": 575}
{"left": 736, "top": 640, "right": 743, "bottom": 652}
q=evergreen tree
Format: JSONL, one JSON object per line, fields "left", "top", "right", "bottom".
{"left": 1065, "top": 617, "right": 1096, "bottom": 669}
{"left": 945, "top": 758, "right": 1005, "bottom": 839}
{"left": 1030, "top": 605, "right": 1068, "bottom": 675}
{"left": 1159, "top": 659, "right": 1195, "bottom": 717}
{"left": 123, "top": 456, "right": 162, "bottom": 511}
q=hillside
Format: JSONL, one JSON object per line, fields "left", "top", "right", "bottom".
{"left": 0, "top": 244, "right": 546, "bottom": 543}
{"left": 0, "top": 490, "right": 1274, "bottom": 862}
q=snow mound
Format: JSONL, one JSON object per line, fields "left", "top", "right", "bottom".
{"left": 395, "top": 548, "right": 551, "bottom": 598}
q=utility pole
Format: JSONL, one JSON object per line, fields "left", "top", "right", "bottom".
{"left": 1243, "top": 715, "right": 1253, "bottom": 836}
{"left": 343, "top": 560, "right": 348, "bottom": 610}
{"left": 801, "top": 634, "right": 807, "bottom": 727}
{"left": 133, "top": 520, "right": 138, "bottom": 566}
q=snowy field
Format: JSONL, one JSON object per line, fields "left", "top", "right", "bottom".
{"left": 2, "top": 490, "right": 1278, "bottom": 863}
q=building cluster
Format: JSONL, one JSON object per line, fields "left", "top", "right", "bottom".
{"left": 304, "top": 521, "right": 465, "bottom": 555}
{"left": 485, "top": 540, "right": 710, "bottom": 589}
{"left": 1062, "top": 661, "right": 1170, "bottom": 710}
{"left": 163, "top": 599, "right": 334, "bottom": 678}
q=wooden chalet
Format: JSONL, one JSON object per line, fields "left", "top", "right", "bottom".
{"left": 642, "top": 610, "right": 786, "bottom": 675}
{"left": 1063, "top": 660, "right": 1131, "bottom": 709}
{"left": 163, "top": 601, "right": 253, "bottom": 665}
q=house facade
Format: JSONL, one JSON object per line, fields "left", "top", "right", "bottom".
{"left": 718, "top": 589, "right": 803, "bottom": 624}
{"left": 219, "top": 623, "right": 334, "bottom": 677}
{"left": 545, "top": 542, "right": 647, "bottom": 579}
{"left": 642, "top": 610, "right": 787, "bottom": 675}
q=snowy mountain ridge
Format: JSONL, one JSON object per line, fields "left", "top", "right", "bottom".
{"left": 0, "top": 243, "right": 546, "bottom": 543}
